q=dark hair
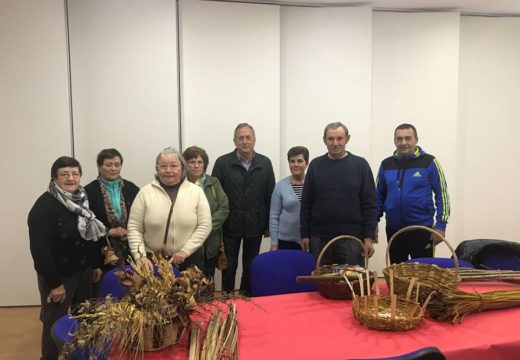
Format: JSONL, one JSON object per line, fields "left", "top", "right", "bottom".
{"left": 233, "top": 123, "right": 255, "bottom": 140}
{"left": 182, "top": 146, "right": 209, "bottom": 172}
{"left": 287, "top": 146, "right": 309, "bottom": 163}
{"left": 96, "top": 148, "right": 123, "bottom": 167}
{"left": 323, "top": 122, "right": 349, "bottom": 138}
{"left": 394, "top": 123, "right": 418, "bottom": 138}
{"left": 51, "top": 156, "right": 82, "bottom": 179}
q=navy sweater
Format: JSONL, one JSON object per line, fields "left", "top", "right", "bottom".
{"left": 300, "top": 153, "right": 377, "bottom": 240}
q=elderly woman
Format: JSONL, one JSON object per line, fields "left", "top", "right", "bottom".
{"left": 182, "top": 146, "right": 229, "bottom": 279}
{"left": 128, "top": 147, "right": 211, "bottom": 272}
{"left": 85, "top": 148, "right": 140, "bottom": 265}
{"left": 269, "top": 146, "right": 309, "bottom": 251}
{"left": 28, "top": 156, "right": 106, "bottom": 360}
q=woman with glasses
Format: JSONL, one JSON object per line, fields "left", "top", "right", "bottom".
{"left": 127, "top": 147, "right": 211, "bottom": 273}
{"left": 85, "top": 148, "right": 139, "bottom": 266}
{"left": 182, "top": 146, "right": 229, "bottom": 279}
{"left": 28, "top": 156, "right": 106, "bottom": 360}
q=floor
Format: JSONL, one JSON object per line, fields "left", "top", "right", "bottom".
{"left": 0, "top": 306, "right": 41, "bottom": 360}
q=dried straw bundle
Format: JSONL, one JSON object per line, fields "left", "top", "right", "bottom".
{"left": 350, "top": 270, "right": 433, "bottom": 331}
{"left": 428, "top": 287, "right": 520, "bottom": 323}
{"left": 189, "top": 303, "right": 239, "bottom": 360}
{"left": 59, "top": 256, "right": 215, "bottom": 360}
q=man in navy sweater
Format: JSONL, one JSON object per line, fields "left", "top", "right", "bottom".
{"left": 300, "top": 122, "right": 377, "bottom": 266}
{"left": 376, "top": 123, "right": 450, "bottom": 264}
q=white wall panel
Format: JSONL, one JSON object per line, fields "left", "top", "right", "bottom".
{"left": 179, "top": 0, "right": 280, "bottom": 290}
{"left": 281, "top": 6, "right": 373, "bottom": 177}
{"left": 372, "top": 12, "right": 461, "bottom": 268}
{"left": 459, "top": 17, "right": 520, "bottom": 241}
{"left": 0, "top": 0, "right": 71, "bottom": 305}
{"left": 67, "top": 0, "right": 179, "bottom": 186}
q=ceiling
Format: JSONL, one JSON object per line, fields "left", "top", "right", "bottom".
{"left": 218, "top": 0, "right": 520, "bottom": 16}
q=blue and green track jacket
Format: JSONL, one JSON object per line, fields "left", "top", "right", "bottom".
{"left": 375, "top": 147, "right": 450, "bottom": 231}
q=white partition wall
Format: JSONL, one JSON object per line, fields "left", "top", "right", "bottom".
{"left": 179, "top": 0, "right": 280, "bottom": 173}
{"left": 459, "top": 17, "right": 520, "bottom": 241}
{"left": 179, "top": 0, "right": 280, "bottom": 290}
{"left": 371, "top": 12, "right": 461, "bottom": 269}
{"left": 0, "top": 0, "right": 71, "bottom": 305}
{"left": 67, "top": 0, "right": 180, "bottom": 186}
{"left": 280, "top": 6, "right": 373, "bottom": 175}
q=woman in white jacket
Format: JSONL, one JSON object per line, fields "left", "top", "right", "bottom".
{"left": 128, "top": 146, "right": 211, "bottom": 272}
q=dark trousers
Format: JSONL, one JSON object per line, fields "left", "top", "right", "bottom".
{"left": 204, "top": 255, "right": 218, "bottom": 279}
{"left": 310, "top": 235, "right": 364, "bottom": 267}
{"left": 278, "top": 239, "right": 303, "bottom": 250}
{"left": 386, "top": 227, "right": 433, "bottom": 264}
{"left": 180, "top": 246, "right": 205, "bottom": 272}
{"left": 222, "top": 235, "right": 262, "bottom": 295}
{"left": 37, "top": 269, "right": 93, "bottom": 360}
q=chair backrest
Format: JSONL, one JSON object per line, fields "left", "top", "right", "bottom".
{"left": 348, "top": 346, "right": 446, "bottom": 360}
{"left": 407, "top": 257, "right": 475, "bottom": 269}
{"left": 51, "top": 315, "right": 110, "bottom": 360}
{"left": 251, "top": 250, "right": 317, "bottom": 297}
{"left": 98, "top": 264, "right": 181, "bottom": 298}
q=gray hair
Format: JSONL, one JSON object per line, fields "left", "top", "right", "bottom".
{"left": 155, "top": 146, "right": 187, "bottom": 181}
{"left": 233, "top": 123, "right": 256, "bottom": 140}
{"left": 323, "top": 122, "right": 349, "bottom": 139}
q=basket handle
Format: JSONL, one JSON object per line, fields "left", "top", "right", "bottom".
{"left": 385, "top": 225, "right": 459, "bottom": 274}
{"left": 315, "top": 235, "right": 368, "bottom": 271}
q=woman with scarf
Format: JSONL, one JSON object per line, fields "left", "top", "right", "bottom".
{"left": 85, "top": 148, "right": 140, "bottom": 266}
{"left": 28, "top": 156, "right": 106, "bottom": 360}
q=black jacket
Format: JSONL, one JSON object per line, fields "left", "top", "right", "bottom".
{"left": 212, "top": 150, "right": 275, "bottom": 238}
{"left": 84, "top": 178, "right": 140, "bottom": 229}
{"left": 28, "top": 192, "right": 104, "bottom": 289}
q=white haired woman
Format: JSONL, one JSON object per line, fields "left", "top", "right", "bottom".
{"left": 128, "top": 147, "right": 211, "bottom": 272}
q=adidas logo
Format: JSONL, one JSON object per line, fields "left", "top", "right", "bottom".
{"left": 412, "top": 171, "right": 422, "bottom": 177}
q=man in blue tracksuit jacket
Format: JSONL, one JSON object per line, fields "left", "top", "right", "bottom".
{"left": 376, "top": 123, "right": 450, "bottom": 264}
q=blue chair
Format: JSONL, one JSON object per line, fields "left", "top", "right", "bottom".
{"left": 251, "top": 250, "right": 317, "bottom": 297}
{"left": 348, "top": 346, "right": 446, "bottom": 360}
{"left": 51, "top": 315, "right": 110, "bottom": 360}
{"left": 406, "top": 257, "right": 475, "bottom": 269}
{"left": 480, "top": 250, "right": 520, "bottom": 270}
{"left": 98, "top": 264, "right": 181, "bottom": 298}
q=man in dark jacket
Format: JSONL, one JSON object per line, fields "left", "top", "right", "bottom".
{"left": 212, "top": 123, "right": 275, "bottom": 295}
{"left": 376, "top": 123, "right": 450, "bottom": 264}
{"left": 300, "top": 122, "right": 377, "bottom": 266}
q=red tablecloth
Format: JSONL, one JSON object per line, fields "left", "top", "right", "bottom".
{"left": 113, "top": 282, "right": 520, "bottom": 360}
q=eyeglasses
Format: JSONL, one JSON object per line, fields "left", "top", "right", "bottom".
{"left": 158, "top": 164, "right": 178, "bottom": 170}
{"left": 57, "top": 172, "right": 81, "bottom": 178}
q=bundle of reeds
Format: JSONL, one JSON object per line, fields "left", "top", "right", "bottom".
{"left": 189, "top": 303, "right": 239, "bottom": 360}
{"left": 59, "top": 256, "right": 216, "bottom": 360}
{"left": 428, "top": 287, "right": 520, "bottom": 323}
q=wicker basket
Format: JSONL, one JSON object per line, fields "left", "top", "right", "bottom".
{"left": 312, "top": 235, "right": 374, "bottom": 300}
{"left": 142, "top": 320, "right": 185, "bottom": 352}
{"left": 352, "top": 295, "right": 423, "bottom": 331}
{"left": 383, "top": 225, "right": 461, "bottom": 304}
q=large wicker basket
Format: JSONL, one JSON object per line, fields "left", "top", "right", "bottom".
{"left": 142, "top": 320, "right": 185, "bottom": 352}
{"left": 312, "top": 235, "right": 374, "bottom": 300}
{"left": 352, "top": 295, "right": 423, "bottom": 331}
{"left": 383, "top": 225, "right": 460, "bottom": 304}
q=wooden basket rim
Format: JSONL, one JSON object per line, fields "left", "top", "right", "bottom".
{"left": 315, "top": 235, "right": 368, "bottom": 271}
{"left": 385, "top": 225, "right": 460, "bottom": 275}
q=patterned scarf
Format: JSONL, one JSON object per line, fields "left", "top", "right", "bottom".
{"left": 98, "top": 177, "right": 128, "bottom": 228}
{"left": 48, "top": 181, "right": 106, "bottom": 241}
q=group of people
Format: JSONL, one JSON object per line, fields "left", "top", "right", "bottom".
{"left": 28, "top": 121, "right": 450, "bottom": 360}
